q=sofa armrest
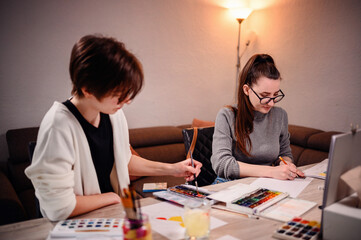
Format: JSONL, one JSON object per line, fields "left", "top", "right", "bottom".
{"left": 0, "top": 170, "right": 27, "bottom": 225}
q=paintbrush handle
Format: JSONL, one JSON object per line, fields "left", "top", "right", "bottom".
{"left": 190, "top": 154, "right": 199, "bottom": 192}
{"left": 187, "top": 128, "right": 199, "bottom": 191}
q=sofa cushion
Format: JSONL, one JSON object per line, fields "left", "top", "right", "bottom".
{"left": 129, "top": 126, "right": 184, "bottom": 148}
{"left": 288, "top": 125, "right": 323, "bottom": 148}
{"left": 191, "top": 118, "right": 215, "bottom": 128}
{"left": 7, "top": 162, "right": 33, "bottom": 193}
{"left": 177, "top": 124, "right": 192, "bottom": 129}
{"left": 307, "top": 131, "right": 341, "bottom": 152}
{"left": 6, "top": 127, "right": 39, "bottom": 164}
{"left": 134, "top": 143, "right": 186, "bottom": 164}
{"left": 297, "top": 149, "right": 329, "bottom": 166}
{"left": 290, "top": 144, "right": 304, "bottom": 166}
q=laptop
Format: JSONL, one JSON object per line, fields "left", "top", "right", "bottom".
{"left": 321, "top": 128, "right": 361, "bottom": 239}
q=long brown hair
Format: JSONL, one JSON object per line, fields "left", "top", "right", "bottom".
{"left": 232, "top": 54, "right": 281, "bottom": 156}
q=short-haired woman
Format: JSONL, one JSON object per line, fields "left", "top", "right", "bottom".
{"left": 25, "top": 34, "right": 201, "bottom": 221}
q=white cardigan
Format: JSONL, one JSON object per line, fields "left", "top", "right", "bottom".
{"left": 25, "top": 102, "right": 131, "bottom": 221}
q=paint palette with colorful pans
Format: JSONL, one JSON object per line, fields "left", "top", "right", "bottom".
{"left": 233, "top": 188, "right": 283, "bottom": 209}
{"left": 272, "top": 217, "right": 320, "bottom": 240}
{"left": 168, "top": 185, "right": 209, "bottom": 199}
{"left": 50, "top": 218, "right": 124, "bottom": 238}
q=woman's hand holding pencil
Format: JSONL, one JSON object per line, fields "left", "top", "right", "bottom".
{"left": 279, "top": 156, "right": 305, "bottom": 180}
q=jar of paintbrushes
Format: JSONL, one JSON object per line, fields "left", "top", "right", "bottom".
{"left": 121, "top": 187, "right": 152, "bottom": 240}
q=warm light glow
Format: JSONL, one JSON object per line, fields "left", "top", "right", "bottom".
{"left": 212, "top": 0, "right": 276, "bottom": 10}
{"left": 222, "top": 0, "right": 248, "bottom": 9}
{"left": 230, "top": 7, "right": 253, "bottom": 20}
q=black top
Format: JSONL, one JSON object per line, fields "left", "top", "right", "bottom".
{"left": 63, "top": 99, "right": 114, "bottom": 193}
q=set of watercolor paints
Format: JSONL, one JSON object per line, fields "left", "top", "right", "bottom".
{"left": 233, "top": 188, "right": 282, "bottom": 209}
{"left": 272, "top": 217, "right": 320, "bottom": 240}
{"left": 168, "top": 185, "right": 209, "bottom": 199}
{"left": 50, "top": 218, "right": 124, "bottom": 238}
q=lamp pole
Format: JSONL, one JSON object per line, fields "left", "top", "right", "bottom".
{"left": 235, "top": 18, "right": 244, "bottom": 100}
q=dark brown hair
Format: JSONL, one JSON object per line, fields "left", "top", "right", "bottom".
{"left": 232, "top": 54, "right": 281, "bottom": 156}
{"left": 69, "top": 34, "right": 143, "bottom": 102}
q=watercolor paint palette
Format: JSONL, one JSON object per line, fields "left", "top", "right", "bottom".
{"left": 233, "top": 188, "right": 282, "bottom": 209}
{"left": 272, "top": 217, "right": 320, "bottom": 240}
{"left": 228, "top": 187, "right": 289, "bottom": 214}
{"left": 168, "top": 185, "right": 209, "bottom": 199}
{"left": 50, "top": 218, "right": 124, "bottom": 238}
{"left": 153, "top": 184, "right": 215, "bottom": 207}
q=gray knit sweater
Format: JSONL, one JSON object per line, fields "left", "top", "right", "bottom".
{"left": 210, "top": 106, "right": 293, "bottom": 179}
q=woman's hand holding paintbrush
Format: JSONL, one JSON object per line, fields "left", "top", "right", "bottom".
{"left": 171, "top": 158, "right": 202, "bottom": 182}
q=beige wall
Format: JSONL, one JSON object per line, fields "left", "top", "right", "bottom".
{"left": 0, "top": 0, "right": 360, "bottom": 161}
{"left": 242, "top": 0, "right": 361, "bottom": 133}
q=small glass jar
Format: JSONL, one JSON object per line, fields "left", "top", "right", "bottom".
{"left": 184, "top": 199, "right": 211, "bottom": 240}
{"left": 122, "top": 214, "right": 152, "bottom": 240}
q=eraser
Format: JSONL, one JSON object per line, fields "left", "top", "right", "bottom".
{"left": 143, "top": 182, "right": 167, "bottom": 192}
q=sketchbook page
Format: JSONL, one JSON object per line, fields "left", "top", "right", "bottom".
{"left": 141, "top": 202, "right": 227, "bottom": 240}
{"left": 303, "top": 159, "right": 328, "bottom": 180}
{"left": 207, "top": 183, "right": 259, "bottom": 202}
{"left": 260, "top": 197, "right": 317, "bottom": 222}
{"left": 250, "top": 177, "right": 313, "bottom": 198}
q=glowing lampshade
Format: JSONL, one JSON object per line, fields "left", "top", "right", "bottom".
{"left": 230, "top": 7, "right": 252, "bottom": 21}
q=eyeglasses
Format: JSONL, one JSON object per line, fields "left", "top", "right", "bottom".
{"left": 249, "top": 87, "right": 285, "bottom": 105}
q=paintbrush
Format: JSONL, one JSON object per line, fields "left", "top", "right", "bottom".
{"left": 120, "top": 187, "right": 138, "bottom": 220}
{"left": 190, "top": 151, "right": 199, "bottom": 194}
{"left": 129, "top": 185, "right": 142, "bottom": 221}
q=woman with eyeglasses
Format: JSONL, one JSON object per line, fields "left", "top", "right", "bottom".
{"left": 211, "top": 54, "right": 304, "bottom": 180}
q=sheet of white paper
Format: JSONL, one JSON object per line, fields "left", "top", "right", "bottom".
{"left": 250, "top": 177, "right": 313, "bottom": 198}
{"left": 141, "top": 202, "right": 227, "bottom": 240}
{"left": 303, "top": 159, "right": 328, "bottom": 179}
{"left": 260, "top": 198, "right": 317, "bottom": 222}
{"left": 216, "top": 235, "right": 240, "bottom": 240}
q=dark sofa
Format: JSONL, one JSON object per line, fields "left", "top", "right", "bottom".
{"left": 0, "top": 124, "right": 340, "bottom": 225}
{"left": 288, "top": 125, "right": 340, "bottom": 166}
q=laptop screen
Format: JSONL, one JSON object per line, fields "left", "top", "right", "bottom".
{"left": 321, "top": 129, "right": 361, "bottom": 234}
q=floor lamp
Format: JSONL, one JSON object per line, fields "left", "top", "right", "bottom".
{"left": 235, "top": 18, "right": 244, "bottom": 90}
{"left": 232, "top": 8, "right": 252, "bottom": 99}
